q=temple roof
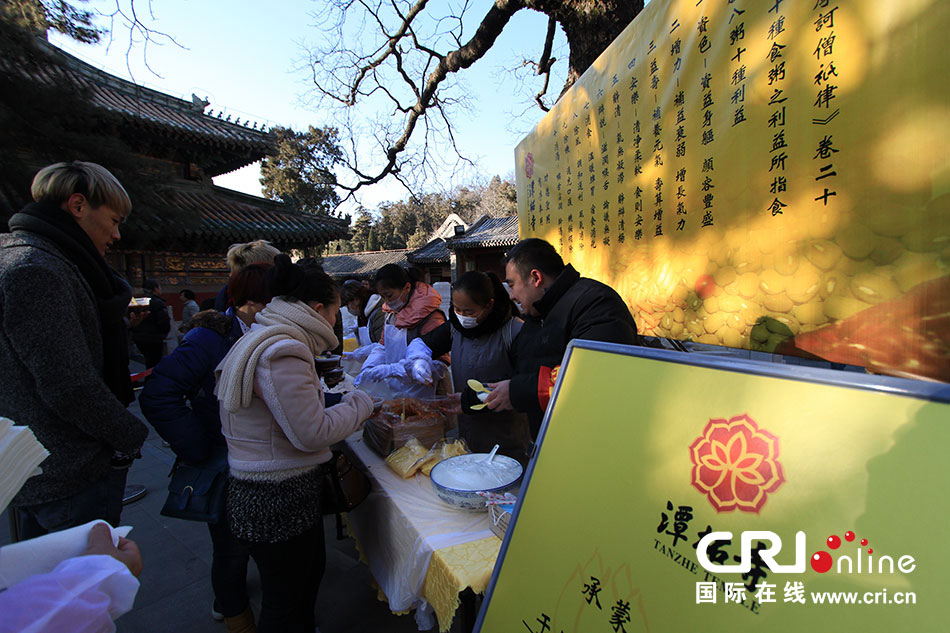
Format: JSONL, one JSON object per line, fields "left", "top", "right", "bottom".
{"left": 322, "top": 250, "right": 410, "bottom": 279}
{"left": 1, "top": 38, "right": 348, "bottom": 252}
{"left": 144, "top": 184, "right": 349, "bottom": 251}
{"left": 17, "top": 40, "right": 274, "bottom": 176}
{"left": 408, "top": 238, "right": 450, "bottom": 264}
{"left": 447, "top": 215, "right": 519, "bottom": 250}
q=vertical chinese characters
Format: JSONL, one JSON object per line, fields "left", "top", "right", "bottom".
{"left": 812, "top": 0, "right": 841, "bottom": 207}
{"left": 767, "top": 0, "right": 790, "bottom": 217}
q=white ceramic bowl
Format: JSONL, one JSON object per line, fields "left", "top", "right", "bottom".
{"left": 430, "top": 454, "right": 523, "bottom": 511}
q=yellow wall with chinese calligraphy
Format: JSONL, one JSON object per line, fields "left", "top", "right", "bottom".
{"left": 515, "top": 0, "right": 950, "bottom": 382}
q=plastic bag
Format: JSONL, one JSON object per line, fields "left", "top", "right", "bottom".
{"left": 342, "top": 343, "right": 379, "bottom": 376}
{"left": 362, "top": 396, "right": 461, "bottom": 457}
{"left": 417, "top": 438, "right": 470, "bottom": 477}
{"left": 385, "top": 438, "right": 429, "bottom": 478}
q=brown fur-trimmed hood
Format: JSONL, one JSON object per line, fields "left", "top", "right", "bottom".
{"left": 185, "top": 309, "right": 232, "bottom": 336}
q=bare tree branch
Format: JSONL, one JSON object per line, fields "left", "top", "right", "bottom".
{"left": 98, "top": 0, "right": 185, "bottom": 81}
{"left": 532, "top": 15, "right": 557, "bottom": 111}
{"left": 342, "top": 0, "right": 429, "bottom": 105}
{"left": 327, "top": 0, "right": 525, "bottom": 194}
{"left": 308, "top": 0, "right": 643, "bottom": 200}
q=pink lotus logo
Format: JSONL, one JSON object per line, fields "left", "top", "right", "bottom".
{"left": 689, "top": 414, "right": 785, "bottom": 513}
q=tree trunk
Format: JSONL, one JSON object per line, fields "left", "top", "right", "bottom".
{"left": 530, "top": 0, "right": 644, "bottom": 90}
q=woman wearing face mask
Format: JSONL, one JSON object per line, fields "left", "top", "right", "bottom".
{"left": 355, "top": 264, "right": 448, "bottom": 398}
{"left": 405, "top": 271, "right": 532, "bottom": 463}
{"left": 215, "top": 255, "right": 374, "bottom": 633}
{"left": 340, "top": 280, "right": 385, "bottom": 345}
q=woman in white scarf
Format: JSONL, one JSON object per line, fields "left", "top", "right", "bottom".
{"left": 216, "top": 255, "right": 373, "bottom": 633}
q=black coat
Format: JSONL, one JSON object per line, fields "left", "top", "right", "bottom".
{"left": 509, "top": 264, "right": 639, "bottom": 437}
{"left": 0, "top": 231, "right": 147, "bottom": 506}
{"left": 132, "top": 290, "right": 171, "bottom": 344}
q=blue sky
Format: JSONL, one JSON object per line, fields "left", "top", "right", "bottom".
{"left": 49, "top": 0, "right": 573, "bottom": 212}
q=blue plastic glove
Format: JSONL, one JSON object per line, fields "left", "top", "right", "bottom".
{"left": 359, "top": 343, "right": 387, "bottom": 370}
{"left": 355, "top": 361, "right": 408, "bottom": 387}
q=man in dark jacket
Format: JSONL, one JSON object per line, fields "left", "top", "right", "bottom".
{"left": 485, "top": 238, "right": 639, "bottom": 437}
{"left": 0, "top": 161, "right": 149, "bottom": 539}
{"left": 131, "top": 278, "right": 170, "bottom": 368}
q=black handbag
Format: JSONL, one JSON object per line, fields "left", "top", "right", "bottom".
{"left": 321, "top": 449, "right": 371, "bottom": 516}
{"left": 160, "top": 445, "right": 229, "bottom": 524}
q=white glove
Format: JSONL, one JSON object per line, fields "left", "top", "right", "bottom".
{"left": 355, "top": 362, "right": 407, "bottom": 387}
{"left": 405, "top": 337, "right": 436, "bottom": 385}
{"left": 408, "top": 358, "right": 433, "bottom": 385}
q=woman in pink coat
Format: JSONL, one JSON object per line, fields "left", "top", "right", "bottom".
{"left": 216, "top": 255, "right": 373, "bottom": 633}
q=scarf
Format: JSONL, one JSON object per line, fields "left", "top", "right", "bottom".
{"left": 215, "top": 297, "right": 338, "bottom": 412}
{"left": 8, "top": 202, "right": 134, "bottom": 405}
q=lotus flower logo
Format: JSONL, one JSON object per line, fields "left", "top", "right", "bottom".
{"left": 689, "top": 414, "right": 785, "bottom": 513}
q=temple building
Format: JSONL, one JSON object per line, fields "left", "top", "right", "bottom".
{"left": 0, "top": 38, "right": 349, "bottom": 311}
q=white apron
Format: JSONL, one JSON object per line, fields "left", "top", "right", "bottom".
{"left": 382, "top": 317, "right": 438, "bottom": 399}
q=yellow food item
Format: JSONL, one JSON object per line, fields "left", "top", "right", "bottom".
{"left": 737, "top": 273, "right": 759, "bottom": 298}
{"left": 385, "top": 438, "right": 428, "bottom": 478}
{"left": 850, "top": 272, "right": 900, "bottom": 305}
{"left": 714, "top": 266, "right": 737, "bottom": 287}
{"left": 804, "top": 240, "right": 843, "bottom": 271}
{"left": 419, "top": 439, "right": 470, "bottom": 476}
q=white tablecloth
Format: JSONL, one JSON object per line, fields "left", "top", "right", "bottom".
{"left": 344, "top": 432, "right": 494, "bottom": 617}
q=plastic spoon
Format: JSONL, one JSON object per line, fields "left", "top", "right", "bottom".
{"left": 485, "top": 444, "right": 500, "bottom": 463}
{"left": 468, "top": 379, "right": 491, "bottom": 410}
{"left": 467, "top": 379, "right": 490, "bottom": 393}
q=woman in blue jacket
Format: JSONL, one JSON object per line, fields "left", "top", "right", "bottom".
{"left": 139, "top": 263, "right": 272, "bottom": 632}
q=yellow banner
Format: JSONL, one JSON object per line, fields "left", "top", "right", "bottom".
{"left": 515, "top": 0, "right": 950, "bottom": 382}
{"left": 476, "top": 344, "right": 950, "bottom": 632}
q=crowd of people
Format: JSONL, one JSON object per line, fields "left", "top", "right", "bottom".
{"left": 0, "top": 161, "right": 639, "bottom": 632}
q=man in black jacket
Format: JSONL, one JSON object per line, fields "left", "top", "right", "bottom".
{"left": 0, "top": 161, "right": 148, "bottom": 539}
{"left": 485, "top": 238, "right": 639, "bottom": 438}
{"left": 131, "top": 278, "right": 170, "bottom": 368}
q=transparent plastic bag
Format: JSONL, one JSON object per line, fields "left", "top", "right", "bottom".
{"left": 417, "top": 438, "right": 470, "bottom": 477}
{"left": 384, "top": 438, "right": 429, "bottom": 478}
{"left": 362, "top": 396, "right": 461, "bottom": 457}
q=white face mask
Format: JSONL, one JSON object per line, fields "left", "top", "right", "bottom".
{"left": 386, "top": 298, "right": 405, "bottom": 312}
{"left": 455, "top": 311, "right": 479, "bottom": 329}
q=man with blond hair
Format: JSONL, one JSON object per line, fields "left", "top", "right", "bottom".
{"left": 0, "top": 161, "right": 148, "bottom": 539}
{"left": 226, "top": 239, "right": 280, "bottom": 272}
{"left": 214, "top": 239, "right": 281, "bottom": 311}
